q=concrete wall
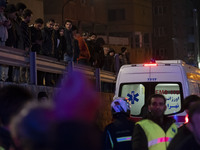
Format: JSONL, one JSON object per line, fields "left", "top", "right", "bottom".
{"left": 96, "top": 92, "right": 114, "bottom": 131}
{"left": 0, "top": 81, "right": 114, "bottom": 131}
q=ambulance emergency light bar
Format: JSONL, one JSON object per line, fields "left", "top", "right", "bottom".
{"left": 143, "top": 63, "right": 158, "bottom": 67}
{"left": 143, "top": 59, "right": 158, "bottom": 67}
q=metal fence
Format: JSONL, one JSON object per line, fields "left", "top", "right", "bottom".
{"left": 0, "top": 46, "right": 116, "bottom": 92}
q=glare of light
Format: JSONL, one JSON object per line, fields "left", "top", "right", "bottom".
{"left": 143, "top": 63, "right": 158, "bottom": 67}
{"left": 185, "top": 114, "right": 189, "bottom": 123}
{"left": 173, "top": 115, "right": 178, "bottom": 122}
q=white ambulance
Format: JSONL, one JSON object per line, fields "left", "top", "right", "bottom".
{"left": 114, "top": 60, "right": 200, "bottom": 124}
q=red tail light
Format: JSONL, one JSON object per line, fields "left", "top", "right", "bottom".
{"left": 143, "top": 63, "right": 158, "bottom": 67}
{"left": 185, "top": 114, "right": 189, "bottom": 123}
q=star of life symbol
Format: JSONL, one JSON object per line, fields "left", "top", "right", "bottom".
{"left": 127, "top": 91, "right": 139, "bottom": 104}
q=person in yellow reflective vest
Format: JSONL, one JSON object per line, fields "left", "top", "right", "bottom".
{"left": 132, "top": 94, "right": 178, "bottom": 150}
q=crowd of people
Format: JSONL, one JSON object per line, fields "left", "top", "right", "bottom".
{"left": 103, "top": 94, "right": 200, "bottom": 150}
{"left": 2, "top": 1, "right": 200, "bottom": 150}
{"left": 0, "top": 1, "right": 130, "bottom": 86}
{"left": 0, "top": 69, "right": 200, "bottom": 150}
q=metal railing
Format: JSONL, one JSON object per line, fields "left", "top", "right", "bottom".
{"left": 0, "top": 46, "right": 116, "bottom": 91}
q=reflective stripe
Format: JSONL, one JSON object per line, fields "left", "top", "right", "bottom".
{"left": 148, "top": 137, "right": 172, "bottom": 147}
{"left": 107, "top": 130, "right": 114, "bottom": 149}
{"left": 116, "top": 136, "right": 132, "bottom": 142}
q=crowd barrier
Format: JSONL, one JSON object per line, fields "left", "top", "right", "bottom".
{"left": 0, "top": 46, "right": 116, "bottom": 91}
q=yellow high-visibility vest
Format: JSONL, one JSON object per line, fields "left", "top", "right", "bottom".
{"left": 137, "top": 119, "right": 177, "bottom": 150}
{"left": 0, "top": 146, "right": 5, "bottom": 150}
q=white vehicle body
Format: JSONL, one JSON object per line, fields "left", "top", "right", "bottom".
{"left": 114, "top": 60, "right": 200, "bottom": 123}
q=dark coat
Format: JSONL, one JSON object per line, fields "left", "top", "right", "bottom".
{"left": 73, "top": 39, "right": 80, "bottom": 62}
{"left": 103, "top": 114, "right": 135, "bottom": 150}
{"left": 41, "top": 27, "right": 53, "bottom": 56}
{"left": 167, "top": 124, "right": 192, "bottom": 150}
{"left": 86, "top": 39, "right": 96, "bottom": 65}
{"left": 174, "top": 134, "right": 200, "bottom": 150}
{"left": 30, "top": 25, "right": 43, "bottom": 53}
{"left": 94, "top": 45, "right": 104, "bottom": 68}
{"left": 64, "top": 29, "right": 74, "bottom": 57}
{"left": 102, "top": 55, "right": 115, "bottom": 72}
{"left": 21, "top": 21, "right": 31, "bottom": 50}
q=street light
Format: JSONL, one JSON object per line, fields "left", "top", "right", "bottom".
{"left": 62, "top": 0, "right": 74, "bottom": 25}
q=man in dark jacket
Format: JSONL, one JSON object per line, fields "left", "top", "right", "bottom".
{"left": 21, "top": 9, "right": 32, "bottom": 52}
{"left": 167, "top": 95, "right": 200, "bottom": 150}
{"left": 20, "top": 9, "right": 32, "bottom": 83}
{"left": 41, "top": 18, "right": 55, "bottom": 56}
{"left": 40, "top": 19, "right": 55, "bottom": 86}
{"left": 30, "top": 18, "right": 43, "bottom": 54}
{"left": 132, "top": 94, "right": 177, "bottom": 150}
{"left": 63, "top": 20, "right": 74, "bottom": 63}
{"left": 85, "top": 32, "right": 97, "bottom": 66}
{"left": 103, "top": 97, "right": 135, "bottom": 150}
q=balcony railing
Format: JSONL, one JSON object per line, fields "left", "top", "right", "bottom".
{"left": 0, "top": 46, "right": 116, "bottom": 91}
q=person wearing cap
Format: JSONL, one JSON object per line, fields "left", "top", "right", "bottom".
{"left": 132, "top": 94, "right": 178, "bottom": 150}
{"left": 103, "top": 97, "right": 135, "bottom": 150}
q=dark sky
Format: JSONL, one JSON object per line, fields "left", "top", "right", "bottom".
{"left": 191, "top": 0, "right": 200, "bottom": 9}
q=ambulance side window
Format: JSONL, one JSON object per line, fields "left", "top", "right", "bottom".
{"left": 120, "top": 84, "right": 145, "bottom": 115}
{"left": 155, "top": 83, "right": 181, "bottom": 115}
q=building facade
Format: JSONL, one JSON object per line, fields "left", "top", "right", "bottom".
{"left": 152, "top": 0, "right": 199, "bottom": 66}
{"left": 106, "top": 0, "right": 153, "bottom": 63}
{"left": 7, "top": 0, "right": 153, "bottom": 63}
